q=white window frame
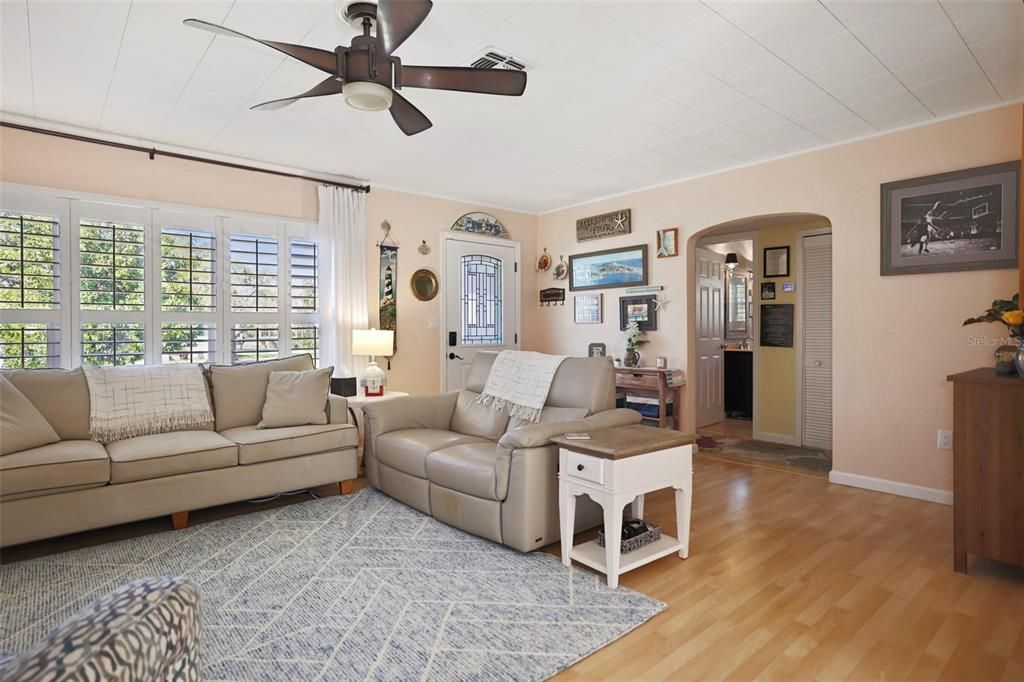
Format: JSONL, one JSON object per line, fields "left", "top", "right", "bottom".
{"left": 0, "top": 182, "right": 318, "bottom": 369}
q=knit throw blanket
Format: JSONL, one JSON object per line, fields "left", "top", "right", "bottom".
{"left": 83, "top": 365, "right": 213, "bottom": 444}
{"left": 476, "top": 350, "right": 568, "bottom": 423}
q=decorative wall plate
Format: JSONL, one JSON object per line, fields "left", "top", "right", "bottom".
{"left": 536, "top": 248, "right": 551, "bottom": 271}
{"left": 410, "top": 268, "right": 439, "bottom": 301}
{"left": 451, "top": 212, "right": 510, "bottom": 239}
{"left": 552, "top": 255, "right": 568, "bottom": 280}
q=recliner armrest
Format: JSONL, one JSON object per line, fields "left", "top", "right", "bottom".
{"left": 498, "top": 420, "right": 591, "bottom": 450}
{"left": 327, "top": 394, "right": 349, "bottom": 425}
{"left": 361, "top": 393, "right": 459, "bottom": 437}
{"left": 583, "top": 407, "right": 643, "bottom": 430}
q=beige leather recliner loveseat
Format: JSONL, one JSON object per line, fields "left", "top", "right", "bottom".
{"left": 0, "top": 354, "right": 358, "bottom": 548}
{"left": 362, "top": 352, "right": 641, "bottom": 552}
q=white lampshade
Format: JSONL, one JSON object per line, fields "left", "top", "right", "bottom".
{"left": 352, "top": 328, "right": 394, "bottom": 357}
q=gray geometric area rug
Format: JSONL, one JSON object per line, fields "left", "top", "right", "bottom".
{"left": 0, "top": 488, "right": 665, "bottom": 680}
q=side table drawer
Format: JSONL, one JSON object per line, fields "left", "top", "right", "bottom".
{"left": 566, "top": 451, "right": 604, "bottom": 485}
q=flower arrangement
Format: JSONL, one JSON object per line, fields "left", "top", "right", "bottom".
{"left": 625, "top": 321, "right": 648, "bottom": 351}
{"left": 963, "top": 293, "right": 1023, "bottom": 339}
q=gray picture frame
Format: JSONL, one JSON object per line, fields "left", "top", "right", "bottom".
{"left": 569, "top": 244, "right": 648, "bottom": 292}
{"left": 880, "top": 160, "right": 1020, "bottom": 276}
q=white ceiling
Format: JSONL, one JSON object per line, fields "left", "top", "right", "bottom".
{"left": 1, "top": 0, "right": 1021, "bottom": 213}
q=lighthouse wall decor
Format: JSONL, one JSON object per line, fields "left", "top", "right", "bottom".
{"left": 378, "top": 221, "right": 399, "bottom": 365}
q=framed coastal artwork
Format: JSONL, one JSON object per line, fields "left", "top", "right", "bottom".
{"left": 568, "top": 245, "right": 648, "bottom": 292}
{"left": 619, "top": 294, "right": 658, "bottom": 331}
{"left": 451, "top": 212, "right": 510, "bottom": 239}
{"left": 880, "top": 160, "right": 1020, "bottom": 276}
{"left": 657, "top": 227, "right": 679, "bottom": 258}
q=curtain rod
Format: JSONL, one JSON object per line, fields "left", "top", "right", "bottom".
{"left": 1, "top": 121, "right": 370, "bottom": 193}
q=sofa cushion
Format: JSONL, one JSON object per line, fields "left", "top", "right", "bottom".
{"left": 1, "top": 368, "right": 91, "bottom": 441}
{"left": 220, "top": 423, "right": 357, "bottom": 465}
{"left": 205, "top": 354, "right": 314, "bottom": 431}
{"left": 106, "top": 431, "right": 238, "bottom": 484}
{"left": 375, "top": 429, "right": 487, "bottom": 478}
{"left": 0, "top": 440, "right": 109, "bottom": 500}
{"left": 0, "top": 375, "right": 60, "bottom": 455}
{"left": 450, "top": 390, "right": 509, "bottom": 441}
{"left": 259, "top": 367, "right": 332, "bottom": 429}
{"left": 426, "top": 441, "right": 503, "bottom": 501}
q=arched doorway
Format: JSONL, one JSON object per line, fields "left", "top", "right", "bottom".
{"left": 685, "top": 213, "right": 834, "bottom": 472}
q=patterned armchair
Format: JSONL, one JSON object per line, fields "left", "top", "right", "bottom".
{"left": 0, "top": 576, "right": 200, "bottom": 681}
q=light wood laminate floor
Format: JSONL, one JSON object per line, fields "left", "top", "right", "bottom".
{"left": 4, "top": 459, "right": 1023, "bottom": 680}
{"left": 550, "top": 457, "right": 1024, "bottom": 681}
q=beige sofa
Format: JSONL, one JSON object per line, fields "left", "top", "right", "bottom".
{"left": 362, "top": 352, "right": 641, "bottom": 552}
{"left": 0, "top": 355, "right": 358, "bottom": 548}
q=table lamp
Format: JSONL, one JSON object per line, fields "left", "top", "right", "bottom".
{"left": 352, "top": 328, "right": 394, "bottom": 397}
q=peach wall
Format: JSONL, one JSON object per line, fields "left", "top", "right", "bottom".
{"left": 0, "top": 126, "right": 537, "bottom": 396}
{"left": 364, "top": 189, "right": 536, "bottom": 396}
{"left": 535, "top": 104, "right": 1022, "bottom": 494}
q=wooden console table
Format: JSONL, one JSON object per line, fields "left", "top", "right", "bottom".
{"left": 947, "top": 368, "right": 1024, "bottom": 573}
{"left": 614, "top": 367, "right": 684, "bottom": 430}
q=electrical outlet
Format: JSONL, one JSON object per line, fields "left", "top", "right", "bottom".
{"left": 937, "top": 430, "right": 953, "bottom": 450}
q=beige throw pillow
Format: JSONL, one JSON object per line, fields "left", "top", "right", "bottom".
{"left": 0, "top": 374, "right": 61, "bottom": 455}
{"left": 258, "top": 367, "right": 333, "bottom": 429}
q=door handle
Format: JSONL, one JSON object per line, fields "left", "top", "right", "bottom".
{"left": 448, "top": 352, "right": 464, "bottom": 360}
{"left": 815, "top": 360, "right": 823, "bottom": 367}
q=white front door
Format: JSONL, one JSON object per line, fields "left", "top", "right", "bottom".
{"left": 696, "top": 248, "right": 726, "bottom": 428}
{"left": 801, "top": 233, "right": 833, "bottom": 450}
{"left": 442, "top": 235, "right": 519, "bottom": 391}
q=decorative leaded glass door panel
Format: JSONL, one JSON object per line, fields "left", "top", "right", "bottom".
{"left": 443, "top": 235, "right": 519, "bottom": 391}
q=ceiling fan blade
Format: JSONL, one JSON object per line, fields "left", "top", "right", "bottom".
{"left": 399, "top": 65, "right": 526, "bottom": 96}
{"left": 183, "top": 18, "right": 338, "bottom": 74}
{"left": 389, "top": 92, "right": 432, "bottom": 136}
{"left": 251, "top": 76, "right": 345, "bottom": 111}
{"left": 376, "top": 0, "right": 432, "bottom": 55}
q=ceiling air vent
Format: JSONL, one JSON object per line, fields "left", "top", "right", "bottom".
{"left": 466, "top": 48, "right": 529, "bottom": 72}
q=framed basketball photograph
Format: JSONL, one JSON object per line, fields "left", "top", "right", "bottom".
{"left": 881, "top": 160, "right": 1020, "bottom": 276}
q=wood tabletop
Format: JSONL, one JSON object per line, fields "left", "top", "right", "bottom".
{"left": 551, "top": 424, "right": 696, "bottom": 460}
{"left": 946, "top": 367, "right": 1024, "bottom": 386}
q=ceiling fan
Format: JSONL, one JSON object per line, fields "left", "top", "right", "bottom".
{"left": 183, "top": 0, "right": 527, "bottom": 136}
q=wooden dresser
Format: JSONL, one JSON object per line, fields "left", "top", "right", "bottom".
{"left": 947, "top": 368, "right": 1024, "bottom": 573}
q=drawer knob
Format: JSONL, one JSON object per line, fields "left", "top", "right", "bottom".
{"left": 576, "top": 464, "right": 584, "bottom": 472}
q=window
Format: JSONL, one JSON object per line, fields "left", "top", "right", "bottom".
{"left": 0, "top": 323, "right": 61, "bottom": 368}
{"left": 79, "top": 220, "right": 145, "bottom": 311}
{"left": 231, "top": 323, "right": 279, "bottom": 363}
{"left": 461, "top": 254, "right": 503, "bottom": 345}
{"left": 3, "top": 190, "right": 319, "bottom": 370}
{"left": 290, "top": 323, "right": 319, "bottom": 366}
{"left": 161, "top": 323, "right": 216, "bottom": 364}
{"left": 161, "top": 227, "right": 215, "bottom": 312}
{"left": 290, "top": 239, "right": 318, "bottom": 312}
{"left": 230, "top": 234, "right": 278, "bottom": 312}
{"left": 0, "top": 212, "right": 60, "bottom": 310}
{"left": 81, "top": 323, "right": 145, "bottom": 366}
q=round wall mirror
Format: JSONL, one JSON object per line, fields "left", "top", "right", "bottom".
{"left": 410, "top": 268, "right": 439, "bottom": 301}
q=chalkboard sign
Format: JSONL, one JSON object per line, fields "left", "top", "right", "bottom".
{"left": 760, "top": 304, "right": 794, "bottom": 347}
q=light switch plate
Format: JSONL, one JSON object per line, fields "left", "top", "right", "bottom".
{"left": 427, "top": 318, "right": 439, "bottom": 330}
{"left": 937, "top": 430, "right": 953, "bottom": 450}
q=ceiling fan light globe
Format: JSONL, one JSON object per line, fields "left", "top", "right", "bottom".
{"left": 342, "top": 81, "right": 393, "bottom": 112}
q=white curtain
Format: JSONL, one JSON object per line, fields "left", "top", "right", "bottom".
{"left": 319, "top": 185, "right": 368, "bottom": 379}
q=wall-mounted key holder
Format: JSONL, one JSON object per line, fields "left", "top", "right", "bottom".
{"left": 540, "top": 288, "right": 566, "bottom": 306}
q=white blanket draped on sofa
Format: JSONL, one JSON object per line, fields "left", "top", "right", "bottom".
{"left": 83, "top": 365, "right": 213, "bottom": 443}
{"left": 476, "top": 350, "right": 568, "bottom": 422}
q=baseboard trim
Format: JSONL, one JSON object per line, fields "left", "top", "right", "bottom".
{"left": 829, "top": 470, "right": 953, "bottom": 506}
{"left": 754, "top": 430, "right": 800, "bottom": 446}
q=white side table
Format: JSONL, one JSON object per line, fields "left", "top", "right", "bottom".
{"left": 346, "top": 391, "right": 410, "bottom": 468}
{"left": 552, "top": 425, "right": 695, "bottom": 589}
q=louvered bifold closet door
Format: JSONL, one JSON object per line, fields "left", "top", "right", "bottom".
{"left": 802, "top": 233, "right": 833, "bottom": 450}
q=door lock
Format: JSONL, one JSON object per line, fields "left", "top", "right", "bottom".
{"left": 448, "top": 352, "right": 464, "bottom": 360}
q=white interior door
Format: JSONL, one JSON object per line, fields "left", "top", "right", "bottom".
{"left": 696, "top": 248, "right": 725, "bottom": 428}
{"left": 801, "top": 233, "right": 833, "bottom": 450}
{"left": 442, "top": 235, "right": 519, "bottom": 391}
